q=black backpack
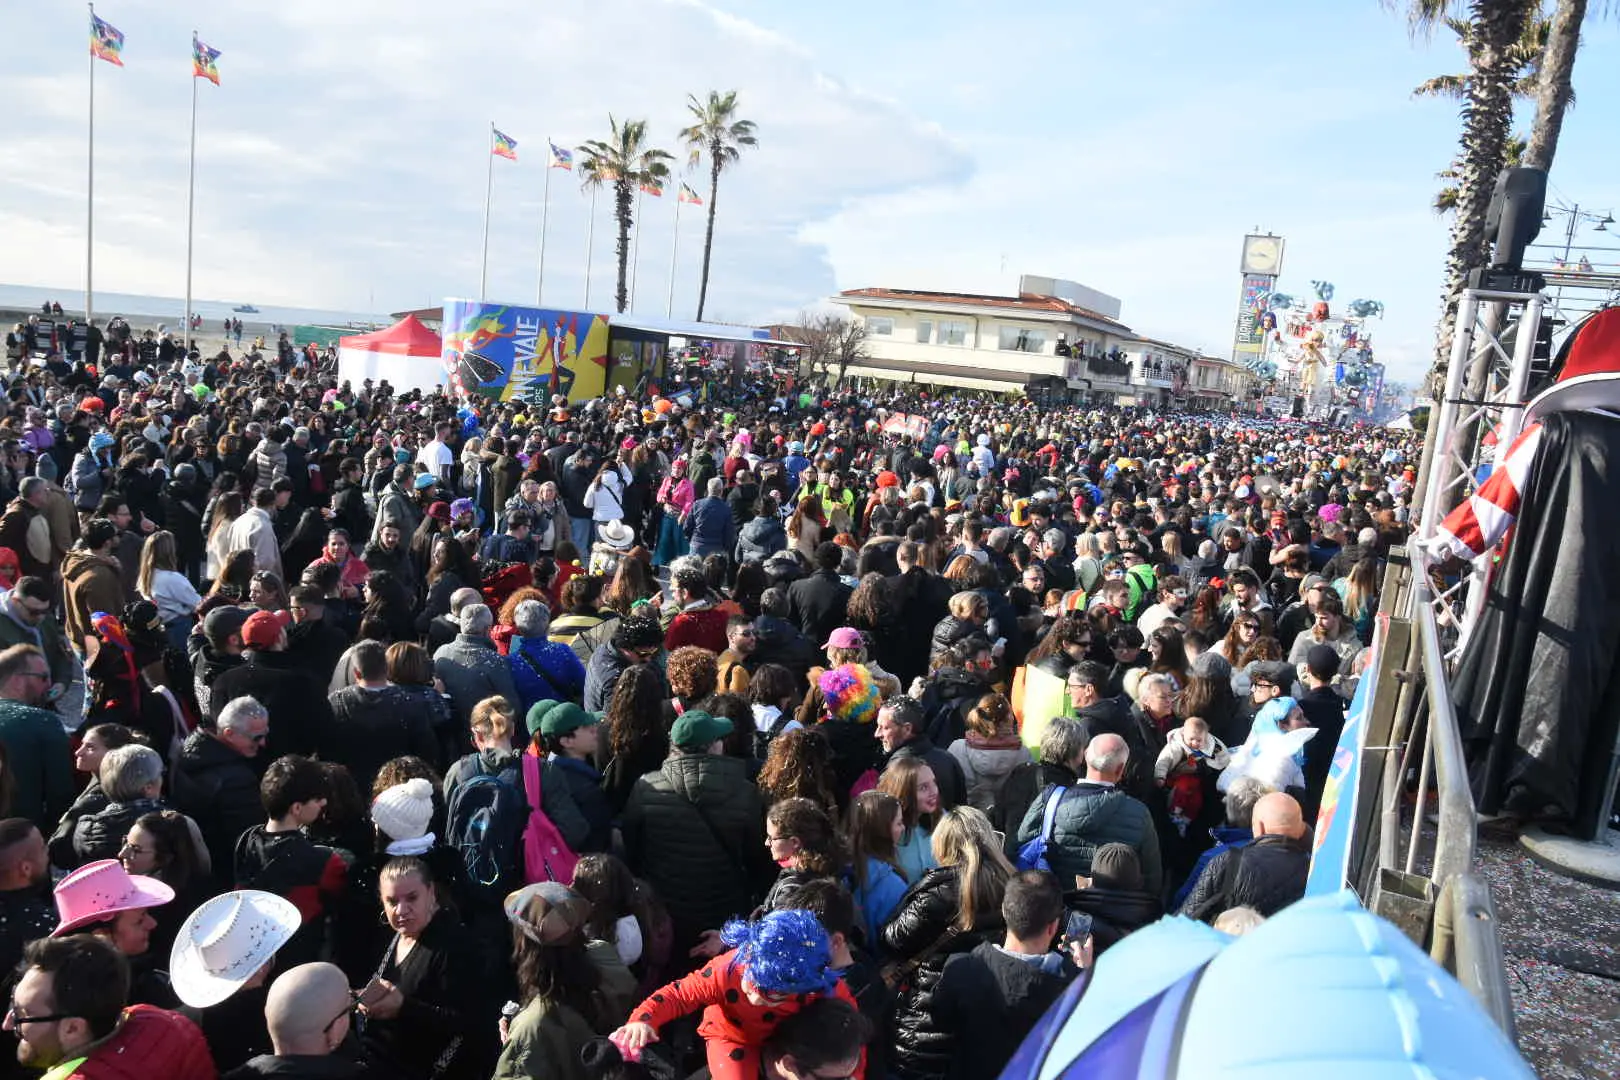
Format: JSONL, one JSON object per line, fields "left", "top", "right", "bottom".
{"left": 752, "top": 710, "right": 796, "bottom": 762}
{"left": 445, "top": 756, "right": 530, "bottom": 900}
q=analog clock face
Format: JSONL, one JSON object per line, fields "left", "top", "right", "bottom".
{"left": 1244, "top": 237, "right": 1281, "bottom": 274}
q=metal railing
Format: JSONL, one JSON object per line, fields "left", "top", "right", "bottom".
{"left": 1357, "top": 554, "right": 1516, "bottom": 1037}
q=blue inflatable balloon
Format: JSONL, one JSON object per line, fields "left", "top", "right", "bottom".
{"left": 998, "top": 890, "right": 1533, "bottom": 1079}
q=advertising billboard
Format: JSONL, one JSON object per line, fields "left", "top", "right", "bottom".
{"left": 1232, "top": 273, "right": 1275, "bottom": 358}
{"left": 441, "top": 300, "right": 610, "bottom": 402}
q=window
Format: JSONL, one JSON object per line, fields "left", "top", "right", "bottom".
{"left": 866, "top": 316, "right": 894, "bottom": 336}
{"left": 915, "top": 319, "right": 932, "bottom": 344}
{"left": 997, "top": 326, "right": 1047, "bottom": 353}
{"left": 937, "top": 320, "right": 969, "bottom": 346}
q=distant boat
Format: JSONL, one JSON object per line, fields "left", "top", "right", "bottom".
{"left": 232, "top": 304, "right": 259, "bottom": 313}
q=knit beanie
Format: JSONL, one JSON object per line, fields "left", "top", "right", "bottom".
{"left": 371, "top": 778, "right": 435, "bottom": 851}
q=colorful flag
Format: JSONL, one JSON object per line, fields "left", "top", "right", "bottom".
{"left": 678, "top": 183, "right": 703, "bottom": 206}
{"left": 548, "top": 141, "right": 573, "bottom": 170}
{"left": 192, "top": 35, "right": 221, "bottom": 84}
{"left": 492, "top": 129, "right": 518, "bottom": 160}
{"left": 639, "top": 176, "right": 664, "bottom": 197}
{"left": 90, "top": 13, "right": 125, "bottom": 66}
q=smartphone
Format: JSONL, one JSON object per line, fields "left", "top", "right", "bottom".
{"left": 1063, "top": 910, "right": 1093, "bottom": 945}
{"left": 358, "top": 976, "right": 388, "bottom": 1008}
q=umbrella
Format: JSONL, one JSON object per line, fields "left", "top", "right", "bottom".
{"left": 1000, "top": 889, "right": 1532, "bottom": 1079}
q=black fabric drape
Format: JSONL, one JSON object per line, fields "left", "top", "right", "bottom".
{"left": 1454, "top": 410, "right": 1620, "bottom": 835}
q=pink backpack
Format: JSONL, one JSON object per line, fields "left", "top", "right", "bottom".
{"left": 521, "top": 751, "right": 580, "bottom": 884}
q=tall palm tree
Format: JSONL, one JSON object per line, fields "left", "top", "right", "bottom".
{"left": 578, "top": 117, "right": 672, "bottom": 313}
{"left": 1434, "top": 134, "right": 1527, "bottom": 213}
{"left": 1523, "top": 0, "right": 1592, "bottom": 170}
{"left": 1397, "top": 0, "right": 1537, "bottom": 383}
{"left": 679, "top": 90, "right": 758, "bottom": 322}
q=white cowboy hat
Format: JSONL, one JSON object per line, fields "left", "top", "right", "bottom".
{"left": 170, "top": 890, "right": 302, "bottom": 1008}
{"left": 598, "top": 520, "right": 635, "bottom": 550}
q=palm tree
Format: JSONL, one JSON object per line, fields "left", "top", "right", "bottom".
{"left": 1434, "top": 134, "right": 1527, "bottom": 213}
{"left": 1414, "top": 11, "right": 1548, "bottom": 214}
{"left": 578, "top": 117, "right": 672, "bottom": 313}
{"left": 1396, "top": 0, "right": 1538, "bottom": 382}
{"left": 679, "top": 91, "right": 758, "bottom": 322}
{"left": 1523, "top": 0, "right": 1591, "bottom": 171}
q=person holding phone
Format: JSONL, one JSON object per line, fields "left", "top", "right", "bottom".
{"left": 358, "top": 856, "right": 495, "bottom": 1080}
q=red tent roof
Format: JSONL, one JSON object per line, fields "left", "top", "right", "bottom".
{"left": 339, "top": 314, "right": 442, "bottom": 356}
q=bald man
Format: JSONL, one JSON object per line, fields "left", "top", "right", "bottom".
{"left": 1179, "top": 791, "right": 1311, "bottom": 923}
{"left": 224, "top": 962, "right": 366, "bottom": 1080}
{"left": 1015, "top": 731, "right": 1163, "bottom": 897}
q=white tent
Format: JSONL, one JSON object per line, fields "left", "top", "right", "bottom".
{"left": 337, "top": 315, "right": 445, "bottom": 394}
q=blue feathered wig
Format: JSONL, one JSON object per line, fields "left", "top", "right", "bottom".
{"left": 721, "top": 908, "right": 837, "bottom": 995}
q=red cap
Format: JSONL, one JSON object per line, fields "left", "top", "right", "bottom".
{"left": 241, "top": 609, "right": 292, "bottom": 650}
{"left": 875, "top": 470, "right": 900, "bottom": 488}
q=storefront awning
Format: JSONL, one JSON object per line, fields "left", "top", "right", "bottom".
{"left": 607, "top": 314, "right": 772, "bottom": 346}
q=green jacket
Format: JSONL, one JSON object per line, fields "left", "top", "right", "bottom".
{"left": 493, "top": 940, "right": 636, "bottom": 1080}
{"left": 0, "top": 699, "right": 75, "bottom": 830}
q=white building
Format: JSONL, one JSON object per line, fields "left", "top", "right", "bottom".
{"left": 828, "top": 278, "right": 1136, "bottom": 401}
{"left": 1120, "top": 336, "right": 1194, "bottom": 409}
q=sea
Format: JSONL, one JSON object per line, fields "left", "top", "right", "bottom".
{"left": 0, "top": 282, "right": 392, "bottom": 334}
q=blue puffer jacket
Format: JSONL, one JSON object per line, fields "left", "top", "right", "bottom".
{"left": 1016, "top": 780, "right": 1163, "bottom": 896}
{"left": 507, "top": 634, "right": 587, "bottom": 714}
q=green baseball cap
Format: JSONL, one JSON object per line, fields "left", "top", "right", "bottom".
{"left": 526, "top": 700, "right": 600, "bottom": 738}
{"left": 670, "top": 709, "right": 733, "bottom": 751}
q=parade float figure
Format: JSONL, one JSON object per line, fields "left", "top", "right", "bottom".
{"left": 1428, "top": 306, "right": 1620, "bottom": 836}
{"left": 1297, "top": 329, "right": 1327, "bottom": 395}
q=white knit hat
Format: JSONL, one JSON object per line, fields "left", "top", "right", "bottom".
{"left": 371, "top": 778, "right": 435, "bottom": 845}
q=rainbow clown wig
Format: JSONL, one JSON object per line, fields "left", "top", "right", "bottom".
{"left": 721, "top": 909, "right": 837, "bottom": 995}
{"left": 819, "top": 663, "right": 880, "bottom": 725}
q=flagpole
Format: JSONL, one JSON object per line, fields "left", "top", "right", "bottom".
{"left": 85, "top": 3, "right": 96, "bottom": 325}
{"left": 584, "top": 186, "right": 597, "bottom": 310}
{"left": 536, "top": 146, "right": 552, "bottom": 307}
{"left": 629, "top": 186, "right": 644, "bottom": 311}
{"left": 184, "top": 42, "right": 199, "bottom": 351}
{"left": 666, "top": 192, "right": 683, "bottom": 319}
{"left": 480, "top": 122, "right": 495, "bottom": 300}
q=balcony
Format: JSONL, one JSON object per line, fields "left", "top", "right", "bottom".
{"left": 1087, "top": 355, "right": 1133, "bottom": 382}
{"left": 1134, "top": 362, "right": 1185, "bottom": 388}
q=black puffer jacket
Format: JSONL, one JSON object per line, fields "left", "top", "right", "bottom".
{"left": 171, "top": 731, "right": 263, "bottom": 886}
{"left": 621, "top": 751, "right": 769, "bottom": 953}
{"left": 880, "top": 866, "right": 1006, "bottom": 1080}
{"left": 68, "top": 796, "right": 168, "bottom": 868}
{"left": 1179, "top": 832, "right": 1311, "bottom": 922}
{"left": 928, "top": 616, "right": 980, "bottom": 664}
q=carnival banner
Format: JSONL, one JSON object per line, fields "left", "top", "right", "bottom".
{"left": 441, "top": 300, "right": 609, "bottom": 402}
{"left": 1232, "top": 273, "right": 1275, "bottom": 357}
{"left": 879, "top": 413, "right": 929, "bottom": 439}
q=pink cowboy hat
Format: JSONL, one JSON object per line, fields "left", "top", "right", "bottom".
{"left": 52, "top": 859, "right": 175, "bottom": 936}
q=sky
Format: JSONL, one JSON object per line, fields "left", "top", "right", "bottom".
{"left": 3, "top": 1, "right": 1618, "bottom": 386}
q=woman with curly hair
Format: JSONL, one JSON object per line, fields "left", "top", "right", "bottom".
{"left": 599, "top": 664, "right": 669, "bottom": 815}
{"left": 661, "top": 645, "right": 718, "bottom": 727}
{"left": 756, "top": 728, "right": 840, "bottom": 817}
{"left": 761, "top": 797, "right": 846, "bottom": 912}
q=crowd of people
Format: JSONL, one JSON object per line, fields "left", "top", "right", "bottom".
{"left": 0, "top": 323, "right": 1420, "bottom": 1080}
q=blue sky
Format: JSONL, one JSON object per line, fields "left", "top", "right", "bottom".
{"left": 3, "top": 1, "right": 1617, "bottom": 385}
